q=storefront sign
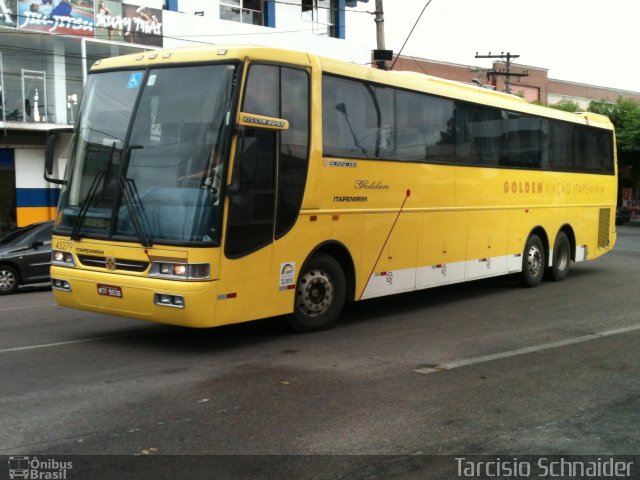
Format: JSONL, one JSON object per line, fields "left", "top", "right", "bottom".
{"left": 0, "top": 0, "right": 18, "bottom": 27}
{"left": 95, "top": 1, "right": 163, "bottom": 46}
{"left": 17, "top": 0, "right": 95, "bottom": 36}
{"left": 121, "top": 3, "right": 162, "bottom": 46}
{"left": 13, "top": 0, "right": 162, "bottom": 46}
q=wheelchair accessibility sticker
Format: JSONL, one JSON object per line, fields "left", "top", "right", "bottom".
{"left": 127, "top": 72, "right": 144, "bottom": 89}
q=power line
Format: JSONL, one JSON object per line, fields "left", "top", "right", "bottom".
{"left": 475, "top": 51, "right": 529, "bottom": 94}
{"left": 389, "top": 0, "right": 434, "bottom": 71}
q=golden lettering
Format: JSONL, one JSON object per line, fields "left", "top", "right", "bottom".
{"left": 503, "top": 180, "right": 543, "bottom": 194}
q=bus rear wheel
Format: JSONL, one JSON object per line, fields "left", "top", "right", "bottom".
{"left": 546, "top": 231, "right": 571, "bottom": 282}
{"left": 521, "top": 234, "right": 545, "bottom": 288}
{"left": 288, "top": 253, "right": 346, "bottom": 333}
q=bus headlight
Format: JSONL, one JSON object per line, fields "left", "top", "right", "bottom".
{"left": 52, "top": 278, "right": 72, "bottom": 291}
{"left": 52, "top": 250, "right": 75, "bottom": 267}
{"left": 154, "top": 293, "right": 185, "bottom": 308}
{"left": 159, "top": 263, "right": 184, "bottom": 276}
{"left": 150, "top": 262, "right": 210, "bottom": 280}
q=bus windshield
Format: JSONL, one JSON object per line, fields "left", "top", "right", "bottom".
{"left": 56, "top": 63, "right": 238, "bottom": 245}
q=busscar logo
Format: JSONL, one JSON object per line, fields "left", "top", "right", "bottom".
{"left": 8, "top": 456, "right": 73, "bottom": 479}
{"left": 242, "top": 115, "right": 286, "bottom": 128}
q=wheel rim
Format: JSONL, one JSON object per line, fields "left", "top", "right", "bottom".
{"left": 297, "top": 269, "right": 333, "bottom": 317}
{"left": 0, "top": 269, "right": 16, "bottom": 292}
{"left": 556, "top": 242, "right": 569, "bottom": 272}
{"left": 527, "top": 244, "right": 543, "bottom": 278}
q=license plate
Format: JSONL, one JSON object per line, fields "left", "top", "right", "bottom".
{"left": 97, "top": 284, "right": 123, "bottom": 298}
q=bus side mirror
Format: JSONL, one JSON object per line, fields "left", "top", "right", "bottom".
{"left": 44, "top": 130, "right": 71, "bottom": 185}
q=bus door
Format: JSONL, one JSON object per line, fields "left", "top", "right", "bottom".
{"left": 217, "top": 63, "right": 310, "bottom": 325}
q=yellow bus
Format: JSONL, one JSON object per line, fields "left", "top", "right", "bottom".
{"left": 45, "top": 46, "right": 617, "bottom": 332}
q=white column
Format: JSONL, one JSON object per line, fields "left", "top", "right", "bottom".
{"left": 50, "top": 37, "right": 68, "bottom": 125}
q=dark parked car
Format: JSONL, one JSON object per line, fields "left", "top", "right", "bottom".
{"left": 616, "top": 206, "right": 631, "bottom": 226}
{"left": 0, "top": 221, "right": 53, "bottom": 295}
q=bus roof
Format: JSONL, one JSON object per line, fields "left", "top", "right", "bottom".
{"left": 91, "top": 45, "right": 613, "bottom": 131}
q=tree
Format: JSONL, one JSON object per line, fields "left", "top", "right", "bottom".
{"left": 587, "top": 99, "right": 613, "bottom": 118}
{"left": 548, "top": 98, "right": 581, "bottom": 113}
{"left": 588, "top": 98, "right": 640, "bottom": 153}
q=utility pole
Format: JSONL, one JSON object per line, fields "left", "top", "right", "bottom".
{"left": 475, "top": 52, "right": 529, "bottom": 94}
{"left": 375, "top": 0, "right": 385, "bottom": 52}
{"left": 373, "top": 0, "right": 390, "bottom": 69}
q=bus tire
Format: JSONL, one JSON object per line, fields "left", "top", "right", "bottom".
{"left": 288, "top": 253, "right": 346, "bottom": 333}
{"left": 546, "top": 231, "right": 571, "bottom": 282}
{"left": 521, "top": 234, "right": 545, "bottom": 288}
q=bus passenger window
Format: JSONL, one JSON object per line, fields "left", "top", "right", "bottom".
{"left": 396, "top": 90, "right": 455, "bottom": 163}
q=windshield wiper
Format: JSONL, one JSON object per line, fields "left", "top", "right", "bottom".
{"left": 70, "top": 141, "right": 117, "bottom": 240}
{"left": 119, "top": 175, "right": 152, "bottom": 248}
{"left": 70, "top": 170, "right": 106, "bottom": 241}
{"left": 117, "top": 145, "right": 152, "bottom": 247}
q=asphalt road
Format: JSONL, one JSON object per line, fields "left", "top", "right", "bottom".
{"left": 1, "top": 226, "right": 640, "bottom": 478}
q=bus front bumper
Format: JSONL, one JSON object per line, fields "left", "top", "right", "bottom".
{"left": 51, "top": 265, "right": 219, "bottom": 328}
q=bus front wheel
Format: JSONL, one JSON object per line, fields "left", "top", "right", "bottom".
{"left": 288, "top": 253, "right": 346, "bottom": 333}
{"left": 546, "top": 231, "right": 571, "bottom": 282}
{"left": 521, "top": 234, "right": 545, "bottom": 288}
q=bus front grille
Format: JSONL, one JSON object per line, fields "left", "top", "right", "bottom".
{"left": 598, "top": 208, "right": 611, "bottom": 248}
{"left": 78, "top": 255, "right": 149, "bottom": 272}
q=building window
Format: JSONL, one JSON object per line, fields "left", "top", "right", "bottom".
{"left": 0, "top": 32, "right": 147, "bottom": 126}
{"left": 220, "top": 0, "right": 264, "bottom": 25}
{"left": 302, "top": 0, "right": 336, "bottom": 37}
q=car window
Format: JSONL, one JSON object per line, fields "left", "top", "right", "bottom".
{"left": 32, "top": 224, "right": 54, "bottom": 244}
{"left": 0, "top": 225, "right": 37, "bottom": 245}
{"left": 0, "top": 223, "right": 53, "bottom": 246}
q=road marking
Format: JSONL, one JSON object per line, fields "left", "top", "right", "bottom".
{"left": 2, "top": 303, "right": 57, "bottom": 312}
{"left": 0, "top": 329, "right": 169, "bottom": 354}
{"left": 414, "top": 323, "right": 640, "bottom": 374}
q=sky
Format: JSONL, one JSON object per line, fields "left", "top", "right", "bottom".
{"left": 344, "top": 0, "right": 640, "bottom": 93}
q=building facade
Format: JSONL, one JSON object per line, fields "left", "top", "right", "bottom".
{"left": 0, "top": 0, "right": 370, "bottom": 235}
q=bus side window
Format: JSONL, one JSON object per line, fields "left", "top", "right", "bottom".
{"left": 277, "top": 67, "right": 309, "bottom": 238}
{"left": 242, "top": 65, "right": 279, "bottom": 117}
{"left": 236, "top": 129, "right": 274, "bottom": 190}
